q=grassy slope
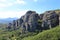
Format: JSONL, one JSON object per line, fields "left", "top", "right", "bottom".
{"left": 22, "top": 26, "right": 60, "bottom": 40}
{"left": 0, "top": 28, "right": 37, "bottom": 40}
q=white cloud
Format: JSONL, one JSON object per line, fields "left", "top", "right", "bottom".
{"left": 0, "top": 0, "right": 26, "bottom": 8}
{"left": 0, "top": 0, "right": 27, "bottom": 18}
{"left": 15, "top": 0, "right": 26, "bottom": 4}
{"left": 0, "top": 10, "right": 27, "bottom": 18}
{"left": 0, "top": 3, "right": 13, "bottom": 8}
{"left": 0, "top": 0, "right": 7, "bottom": 2}
{"left": 33, "top": 0, "right": 38, "bottom": 2}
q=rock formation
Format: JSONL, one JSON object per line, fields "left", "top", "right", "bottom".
{"left": 7, "top": 10, "right": 60, "bottom": 33}
{"left": 7, "top": 23, "right": 12, "bottom": 31}
{"left": 42, "top": 11, "right": 59, "bottom": 30}
{"left": 59, "top": 12, "right": 60, "bottom": 26}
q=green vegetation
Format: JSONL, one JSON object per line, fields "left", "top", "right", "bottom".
{"left": 0, "top": 25, "right": 60, "bottom": 40}
{"left": 55, "top": 9, "right": 60, "bottom": 14}
{"left": 0, "top": 22, "right": 60, "bottom": 40}
{"left": 0, "top": 23, "right": 7, "bottom": 30}
{"left": 22, "top": 26, "right": 60, "bottom": 40}
{"left": 0, "top": 28, "right": 38, "bottom": 40}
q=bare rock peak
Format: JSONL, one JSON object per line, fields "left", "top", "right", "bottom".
{"left": 26, "top": 10, "right": 36, "bottom": 14}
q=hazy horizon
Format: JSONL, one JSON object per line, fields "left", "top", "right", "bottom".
{"left": 0, "top": 0, "right": 60, "bottom": 18}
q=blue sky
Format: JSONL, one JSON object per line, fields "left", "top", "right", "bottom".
{"left": 0, "top": 0, "right": 60, "bottom": 18}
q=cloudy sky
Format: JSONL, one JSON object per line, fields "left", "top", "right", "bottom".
{"left": 0, "top": 0, "right": 60, "bottom": 18}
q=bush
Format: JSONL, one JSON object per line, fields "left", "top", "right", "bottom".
{"left": 22, "top": 26, "right": 60, "bottom": 40}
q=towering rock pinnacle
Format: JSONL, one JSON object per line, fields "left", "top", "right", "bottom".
{"left": 20, "top": 11, "right": 39, "bottom": 32}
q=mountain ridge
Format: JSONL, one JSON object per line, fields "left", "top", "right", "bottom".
{"left": 0, "top": 18, "right": 18, "bottom": 23}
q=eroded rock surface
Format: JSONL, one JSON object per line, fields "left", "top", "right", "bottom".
{"left": 7, "top": 10, "right": 60, "bottom": 33}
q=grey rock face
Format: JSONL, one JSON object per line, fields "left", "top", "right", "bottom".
{"left": 13, "top": 20, "right": 16, "bottom": 30}
{"left": 7, "top": 10, "right": 60, "bottom": 33}
{"left": 42, "top": 11, "right": 59, "bottom": 29}
{"left": 7, "top": 23, "right": 12, "bottom": 30}
{"left": 59, "top": 13, "right": 60, "bottom": 26}
{"left": 7, "top": 11, "right": 40, "bottom": 32}
{"left": 39, "top": 14, "right": 44, "bottom": 20}
{"left": 28, "top": 13, "right": 39, "bottom": 31}
{"left": 20, "top": 11, "right": 40, "bottom": 32}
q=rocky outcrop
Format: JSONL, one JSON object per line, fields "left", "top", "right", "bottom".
{"left": 39, "top": 14, "right": 44, "bottom": 20}
{"left": 7, "top": 23, "right": 12, "bottom": 30}
{"left": 42, "top": 11, "right": 59, "bottom": 30}
{"left": 20, "top": 11, "right": 40, "bottom": 32}
{"left": 59, "top": 12, "right": 60, "bottom": 26}
{"left": 7, "top": 10, "right": 60, "bottom": 33}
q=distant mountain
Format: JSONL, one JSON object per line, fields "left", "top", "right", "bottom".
{"left": 0, "top": 18, "right": 18, "bottom": 24}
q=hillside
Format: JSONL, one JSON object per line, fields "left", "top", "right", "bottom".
{"left": 0, "top": 9, "right": 60, "bottom": 40}
{"left": 0, "top": 25, "right": 60, "bottom": 40}
{"left": 22, "top": 26, "right": 60, "bottom": 40}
